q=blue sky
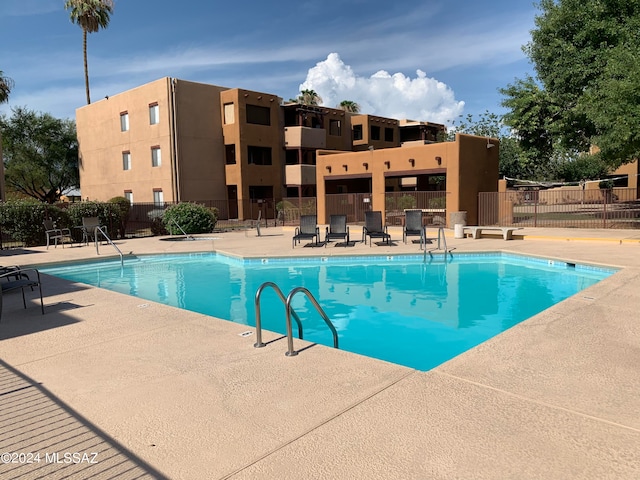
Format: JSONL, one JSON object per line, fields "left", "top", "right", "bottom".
{"left": 0, "top": 0, "right": 538, "bottom": 125}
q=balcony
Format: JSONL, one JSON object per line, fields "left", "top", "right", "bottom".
{"left": 284, "top": 126, "right": 326, "bottom": 149}
{"left": 285, "top": 164, "right": 317, "bottom": 186}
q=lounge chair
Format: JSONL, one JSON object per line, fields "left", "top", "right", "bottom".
{"left": 81, "top": 216, "right": 102, "bottom": 244}
{"left": 292, "top": 215, "right": 320, "bottom": 248}
{"left": 362, "top": 211, "right": 391, "bottom": 247}
{"left": 403, "top": 209, "right": 426, "bottom": 249}
{"left": 325, "top": 215, "right": 349, "bottom": 247}
{"left": 0, "top": 268, "right": 44, "bottom": 321}
{"left": 43, "top": 219, "right": 72, "bottom": 249}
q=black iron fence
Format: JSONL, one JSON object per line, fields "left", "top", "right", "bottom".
{"left": 478, "top": 188, "right": 640, "bottom": 229}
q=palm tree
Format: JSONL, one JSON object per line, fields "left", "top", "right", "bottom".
{"left": 64, "top": 0, "right": 114, "bottom": 104}
{"left": 0, "top": 71, "right": 14, "bottom": 104}
{"left": 338, "top": 100, "right": 360, "bottom": 113}
{"left": 297, "top": 89, "right": 323, "bottom": 106}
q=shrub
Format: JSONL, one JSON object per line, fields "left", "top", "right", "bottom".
{"left": 108, "top": 196, "right": 131, "bottom": 239}
{"left": 0, "top": 200, "right": 45, "bottom": 246}
{"left": 148, "top": 209, "right": 168, "bottom": 236}
{"left": 396, "top": 195, "right": 417, "bottom": 210}
{"left": 67, "top": 201, "right": 120, "bottom": 240}
{"left": 161, "top": 203, "right": 218, "bottom": 235}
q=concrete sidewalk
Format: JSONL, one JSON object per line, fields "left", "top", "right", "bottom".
{"left": 0, "top": 227, "right": 639, "bottom": 479}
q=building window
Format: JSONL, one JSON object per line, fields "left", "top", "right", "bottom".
{"left": 151, "top": 146, "right": 161, "bottom": 167}
{"left": 353, "top": 124, "right": 363, "bottom": 141}
{"left": 385, "top": 127, "right": 394, "bottom": 142}
{"left": 124, "top": 190, "right": 133, "bottom": 204}
{"left": 246, "top": 104, "right": 271, "bottom": 126}
{"left": 122, "top": 151, "right": 131, "bottom": 170}
{"left": 120, "top": 112, "right": 129, "bottom": 132}
{"left": 371, "top": 125, "right": 381, "bottom": 141}
{"left": 247, "top": 146, "right": 272, "bottom": 165}
{"left": 223, "top": 103, "right": 235, "bottom": 124}
{"left": 149, "top": 103, "right": 159, "bottom": 125}
{"left": 249, "top": 185, "right": 273, "bottom": 200}
{"left": 153, "top": 189, "right": 164, "bottom": 206}
{"left": 329, "top": 119, "right": 341, "bottom": 136}
{"left": 225, "top": 144, "right": 236, "bottom": 164}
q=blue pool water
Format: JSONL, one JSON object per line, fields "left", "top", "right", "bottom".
{"left": 40, "top": 253, "right": 614, "bottom": 371}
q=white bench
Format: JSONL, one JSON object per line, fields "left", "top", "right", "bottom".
{"left": 463, "top": 226, "right": 523, "bottom": 240}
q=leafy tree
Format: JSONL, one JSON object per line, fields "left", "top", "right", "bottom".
{"left": 294, "top": 89, "right": 323, "bottom": 106}
{"left": 0, "top": 71, "right": 14, "bottom": 104}
{"left": 0, "top": 107, "right": 79, "bottom": 204}
{"left": 64, "top": 0, "right": 114, "bottom": 104}
{"left": 338, "top": 100, "right": 360, "bottom": 113}
{"left": 501, "top": 0, "right": 640, "bottom": 170}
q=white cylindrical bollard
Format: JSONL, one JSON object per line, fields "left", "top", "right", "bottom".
{"left": 454, "top": 224, "right": 464, "bottom": 239}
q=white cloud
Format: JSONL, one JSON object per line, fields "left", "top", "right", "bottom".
{"left": 300, "top": 53, "right": 464, "bottom": 125}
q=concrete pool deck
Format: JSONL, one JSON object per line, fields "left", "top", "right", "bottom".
{"left": 1, "top": 226, "right": 639, "bottom": 479}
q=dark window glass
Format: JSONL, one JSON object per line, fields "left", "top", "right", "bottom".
{"left": 248, "top": 146, "right": 272, "bottom": 165}
{"left": 353, "top": 124, "right": 363, "bottom": 141}
{"left": 385, "top": 127, "right": 394, "bottom": 142}
{"left": 246, "top": 104, "right": 271, "bottom": 125}
{"left": 225, "top": 144, "right": 236, "bottom": 164}
{"left": 371, "top": 125, "right": 380, "bottom": 140}
{"left": 329, "top": 119, "right": 341, "bottom": 136}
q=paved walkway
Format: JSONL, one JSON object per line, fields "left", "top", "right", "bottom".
{"left": 1, "top": 226, "right": 639, "bottom": 479}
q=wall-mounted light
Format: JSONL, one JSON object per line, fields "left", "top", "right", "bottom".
{"left": 363, "top": 162, "right": 369, "bottom": 170}
{"left": 343, "top": 164, "right": 348, "bottom": 171}
{"left": 408, "top": 158, "right": 415, "bottom": 167}
{"left": 435, "top": 156, "right": 442, "bottom": 165}
{"left": 384, "top": 161, "right": 390, "bottom": 169}
{"left": 326, "top": 166, "right": 332, "bottom": 173}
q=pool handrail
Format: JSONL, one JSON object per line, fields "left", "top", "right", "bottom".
{"left": 254, "top": 282, "right": 304, "bottom": 348}
{"left": 168, "top": 218, "right": 193, "bottom": 240}
{"left": 95, "top": 226, "right": 124, "bottom": 268}
{"left": 285, "top": 286, "right": 339, "bottom": 356}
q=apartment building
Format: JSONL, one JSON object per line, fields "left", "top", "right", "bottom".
{"left": 76, "top": 77, "right": 229, "bottom": 206}
{"left": 76, "top": 76, "right": 485, "bottom": 223}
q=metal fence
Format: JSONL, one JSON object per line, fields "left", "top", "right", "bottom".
{"left": 478, "top": 188, "right": 640, "bottom": 229}
{"left": 384, "top": 191, "right": 448, "bottom": 226}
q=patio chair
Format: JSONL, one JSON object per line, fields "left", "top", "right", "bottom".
{"left": 43, "top": 219, "right": 72, "bottom": 249}
{"left": 0, "top": 268, "right": 44, "bottom": 322}
{"left": 403, "top": 209, "right": 426, "bottom": 249}
{"left": 324, "top": 215, "right": 350, "bottom": 247}
{"left": 292, "top": 215, "right": 320, "bottom": 248}
{"left": 81, "top": 217, "right": 102, "bottom": 245}
{"left": 362, "top": 211, "right": 391, "bottom": 247}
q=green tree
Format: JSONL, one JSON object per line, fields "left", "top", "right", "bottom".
{"left": 338, "top": 100, "right": 360, "bottom": 113}
{"left": 64, "top": 0, "right": 114, "bottom": 104}
{"left": 0, "top": 107, "right": 79, "bottom": 203}
{"left": 0, "top": 71, "right": 14, "bottom": 104}
{"left": 295, "top": 89, "right": 322, "bottom": 106}
{"left": 501, "top": 0, "right": 640, "bottom": 170}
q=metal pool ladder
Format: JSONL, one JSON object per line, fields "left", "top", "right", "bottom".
{"left": 424, "top": 226, "right": 453, "bottom": 262}
{"left": 254, "top": 282, "right": 339, "bottom": 356}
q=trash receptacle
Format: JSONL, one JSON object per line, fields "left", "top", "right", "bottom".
{"left": 449, "top": 211, "right": 467, "bottom": 228}
{"left": 454, "top": 224, "right": 465, "bottom": 239}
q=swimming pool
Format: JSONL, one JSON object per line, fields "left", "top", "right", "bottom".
{"left": 40, "top": 253, "right": 615, "bottom": 371}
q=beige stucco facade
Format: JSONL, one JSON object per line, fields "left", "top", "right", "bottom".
{"left": 75, "top": 77, "right": 497, "bottom": 223}
{"left": 77, "top": 78, "right": 230, "bottom": 204}
{"left": 316, "top": 133, "right": 499, "bottom": 226}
